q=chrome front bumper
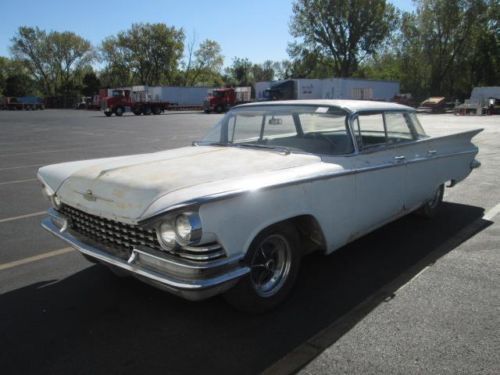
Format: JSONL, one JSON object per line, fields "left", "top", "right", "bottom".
{"left": 41, "top": 211, "right": 249, "bottom": 301}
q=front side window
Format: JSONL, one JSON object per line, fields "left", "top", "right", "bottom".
{"left": 201, "top": 105, "right": 354, "bottom": 155}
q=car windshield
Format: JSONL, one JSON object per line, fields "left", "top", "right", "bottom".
{"left": 201, "top": 105, "right": 354, "bottom": 155}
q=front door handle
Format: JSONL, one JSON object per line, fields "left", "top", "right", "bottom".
{"left": 394, "top": 155, "right": 406, "bottom": 162}
{"left": 427, "top": 150, "right": 437, "bottom": 156}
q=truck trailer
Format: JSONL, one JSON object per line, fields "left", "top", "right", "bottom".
{"left": 255, "top": 78, "right": 400, "bottom": 102}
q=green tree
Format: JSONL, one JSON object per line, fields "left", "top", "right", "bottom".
{"left": 10, "top": 26, "right": 94, "bottom": 96}
{"left": 0, "top": 56, "right": 36, "bottom": 96}
{"left": 81, "top": 71, "right": 101, "bottom": 96}
{"left": 225, "top": 57, "right": 253, "bottom": 86}
{"left": 290, "top": 0, "right": 399, "bottom": 77}
{"left": 184, "top": 39, "right": 224, "bottom": 86}
{"left": 252, "top": 60, "right": 275, "bottom": 82}
{"left": 101, "top": 23, "right": 184, "bottom": 86}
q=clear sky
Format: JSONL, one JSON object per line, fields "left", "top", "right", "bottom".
{"left": 0, "top": 0, "right": 416, "bottom": 66}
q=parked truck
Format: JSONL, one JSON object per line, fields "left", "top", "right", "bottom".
{"left": 203, "top": 87, "right": 252, "bottom": 113}
{"left": 0, "top": 96, "right": 44, "bottom": 110}
{"left": 263, "top": 80, "right": 296, "bottom": 100}
{"left": 102, "top": 89, "right": 172, "bottom": 117}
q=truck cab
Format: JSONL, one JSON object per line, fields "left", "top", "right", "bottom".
{"left": 103, "top": 90, "right": 132, "bottom": 116}
{"left": 203, "top": 88, "right": 236, "bottom": 113}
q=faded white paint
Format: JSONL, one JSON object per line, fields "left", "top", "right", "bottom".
{"left": 37, "top": 100, "right": 482, "bottom": 259}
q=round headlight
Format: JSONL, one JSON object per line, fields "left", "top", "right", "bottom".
{"left": 158, "top": 221, "right": 176, "bottom": 250}
{"left": 175, "top": 214, "right": 192, "bottom": 242}
{"left": 175, "top": 213, "right": 202, "bottom": 245}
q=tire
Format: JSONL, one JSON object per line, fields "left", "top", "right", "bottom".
{"left": 215, "top": 104, "right": 224, "bottom": 113}
{"left": 115, "top": 107, "right": 124, "bottom": 116}
{"left": 152, "top": 106, "right": 161, "bottom": 115}
{"left": 133, "top": 107, "right": 142, "bottom": 115}
{"left": 143, "top": 106, "right": 152, "bottom": 115}
{"left": 224, "top": 223, "right": 301, "bottom": 313}
{"left": 104, "top": 111, "right": 112, "bottom": 117}
{"left": 204, "top": 109, "right": 211, "bottom": 114}
{"left": 416, "top": 184, "right": 444, "bottom": 218}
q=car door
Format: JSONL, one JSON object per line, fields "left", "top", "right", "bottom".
{"left": 351, "top": 112, "right": 406, "bottom": 235}
{"left": 384, "top": 111, "right": 439, "bottom": 211}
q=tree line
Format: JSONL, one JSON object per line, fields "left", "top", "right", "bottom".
{"left": 0, "top": 0, "right": 498, "bottom": 101}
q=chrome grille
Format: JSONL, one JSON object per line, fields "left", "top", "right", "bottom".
{"left": 60, "top": 205, "right": 226, "bottom": 261}
{"left": 61, "top": 205, "right": 161, "bottom": 257}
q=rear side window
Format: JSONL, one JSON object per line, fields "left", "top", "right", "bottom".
{"left": 353, "top": 113, "right": 386, "bottom": 149}
{"left": 385, "top": 113, "right": 414, "bottom": 143}
{"left": 407, "top": 112, "right": 427, "bottom": 137}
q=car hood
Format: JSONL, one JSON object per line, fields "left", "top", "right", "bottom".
{"left": 38, "top": 146, "right": 330, "bottom": 223}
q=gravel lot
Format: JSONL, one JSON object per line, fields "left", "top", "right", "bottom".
{"left": 0, "top": 109, "right": 498, "bottom": 375}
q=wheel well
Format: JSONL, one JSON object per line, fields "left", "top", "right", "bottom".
{"left": 271, "top": 215, "right": 326, "bottom": 255}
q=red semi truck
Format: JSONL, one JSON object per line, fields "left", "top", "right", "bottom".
{"left": 102, "top": 89, "right": 172, "bottom": 117}
{"left": 203, "top": 87, "right": 252, "bottom": 113}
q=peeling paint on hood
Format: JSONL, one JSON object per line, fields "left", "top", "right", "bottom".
{"left": 38, "top": 146, "right": 324, "bottom": 223}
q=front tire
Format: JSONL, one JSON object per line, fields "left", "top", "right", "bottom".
{"left": 224, "top": 223, "right": 301, "bottom": 313}
{"left": 215, "top": 104, "right": 224, "bottom": 113}
{"left": 417, "top": 184, "right": 444, "bottom": 218}
{"left": 115, "top": 107, "right": 124, "bottom": 116}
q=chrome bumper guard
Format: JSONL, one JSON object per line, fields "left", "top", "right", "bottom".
{"left": 42, "top": 210, "right": 249, "bottom": 301}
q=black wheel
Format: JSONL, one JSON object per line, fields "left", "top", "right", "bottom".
{"left": 416, "top": 184, "right": 444, "bottom": 218}
{"left": 224, "top": 223, "right": 301, "bottom": 313}
{"left": 215, "top": 104, "right": 224, "bottom": 113}
{"left": 152, "top": 106, "right": 161, "bottom": 115}
{"left": 115, "top": 107, "right": 124, "bottom": 116}
{"left": 104, "top": 111, "right": 112, "bottom": 117}
{"left": 143, "top": 106, "right": 152, "bottom": 115}
{"left": 204, "top": 109, "right": 211, "bottom": 114}
{"left": 133, "top": 107, "right": 142, "bottom": 115}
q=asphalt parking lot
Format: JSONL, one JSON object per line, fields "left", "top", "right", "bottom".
{"left": 0, "top": 109, "right": 499, "bottom": 375}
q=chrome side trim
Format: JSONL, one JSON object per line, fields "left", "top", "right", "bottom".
{"left": 140, "top": 148, "right": 478, "bottom": 224}
{"left": 42, "top": 216, "right": 249, "bottom": 300}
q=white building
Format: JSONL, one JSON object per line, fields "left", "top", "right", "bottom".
{"left": 255, "top": 78, "right": 400, "bottom": 102}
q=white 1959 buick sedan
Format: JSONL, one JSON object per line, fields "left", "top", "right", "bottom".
{"left": 39, "top": 100, "right": 482, "bottom": 312}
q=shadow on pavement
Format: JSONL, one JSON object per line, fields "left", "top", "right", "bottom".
{"left": 0, "top": 202, "right": 489, "bottom": 375}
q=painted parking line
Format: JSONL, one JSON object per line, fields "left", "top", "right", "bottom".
{"left": 263, "top": 202, "right": 500, "bottom": 375}
{"left": 0, "top": 247, "right": 73, "bottom": 272}
{"left": 0, "top": 211, "right": 46, "bottom": 224}
{"left": 0, "top": 163, "right": 43, "bottom": 171}
{"left": 0, "top": 178, "right": 38, "bottom": 186}
{"left": 483, "top": 202, "right": 500, "bottom": 221}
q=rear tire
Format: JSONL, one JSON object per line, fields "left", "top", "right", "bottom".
{"left": 152, "top": 106, "right": 161, "bottom": 115}
{"left": 416, "top": 184, "right": 444, "bottom": 218}
{"left": 143, "top": 106, "right": 152, "bottom": 115}
{"left": 224, "top": 223, "right": 301, "bottom": 313}
{"left": 104, "top": 112, "right": 112, "bottom": 117}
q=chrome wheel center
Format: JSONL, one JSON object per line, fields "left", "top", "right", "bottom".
{"left": 250, "top": 234, "right": 292, "bottom": 297}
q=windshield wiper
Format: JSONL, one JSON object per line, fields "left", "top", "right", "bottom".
{"left": 236, "top": 143, "right": 290, "bottom": 155}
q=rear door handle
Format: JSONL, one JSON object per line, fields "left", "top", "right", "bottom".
{"left": 427, "top": 150, "right": 437, "bottom": 156}
{"left": 394, "top": 155, "right": 406, "bottom": 162}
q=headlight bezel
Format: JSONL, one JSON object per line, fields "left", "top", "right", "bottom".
{"left": 155, "top": 211, "right": 203, "bottom": 251}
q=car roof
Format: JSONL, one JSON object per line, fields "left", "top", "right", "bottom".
{"left": 236, "top": 99, "right": 414, "bottom": 113}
